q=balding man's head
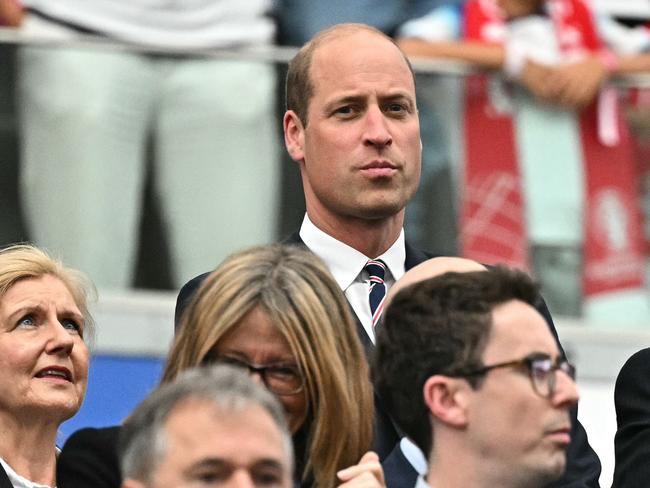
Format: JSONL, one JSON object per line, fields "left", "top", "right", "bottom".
{"left": 387, "top": 257, "right": 487, "bottom": 307}
{"left": 285, "top": 22, "right": 415, "bottom": 127}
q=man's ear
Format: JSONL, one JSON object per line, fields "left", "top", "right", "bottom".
{"left": 423, "top": 375, "right": 470, "bottom": 428}
{"left": 284, "top": 110, "right": 305, "bottom": 163}
{"left": 121, "top": 479, "right": 146, "bottom": 488}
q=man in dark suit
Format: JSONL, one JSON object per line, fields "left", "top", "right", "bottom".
{"left": 612, "top": 347, "right": 650, "bottom": 487}
{"left": 177, "top": 23, "right": 600, "bottom": 488}
{"left": 374, "top": 266, "right": 580, "bottom": 488}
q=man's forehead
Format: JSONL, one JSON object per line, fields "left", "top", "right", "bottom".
{"left": 485, "top": 300, "right": 558, "bottom": 357}
{"left": 310, "top": 29, "right": 414, "bottom": 87}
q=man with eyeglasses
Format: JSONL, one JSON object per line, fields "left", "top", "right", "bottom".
{"left": 373, "top": 264, "right": 579, "bottom": 488}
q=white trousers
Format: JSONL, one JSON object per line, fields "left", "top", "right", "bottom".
{"left": 18, "top": 46, "right": 279, "bottom": 289}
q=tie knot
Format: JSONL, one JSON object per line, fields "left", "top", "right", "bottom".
{"left": 365, "top": 259, "right": 386, "bottom": 280}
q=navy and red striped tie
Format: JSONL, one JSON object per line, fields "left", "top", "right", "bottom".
{"left": 365, "top": 259, "right": 387, "bottom": 329}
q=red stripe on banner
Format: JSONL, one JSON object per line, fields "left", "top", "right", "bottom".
{"left": 580, "top": 102, "right": 646, "bottom": 296}
{"left": 460, "top": 75, "right": 530, "bottom": 270}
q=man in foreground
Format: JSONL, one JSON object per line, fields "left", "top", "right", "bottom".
{"left": 119, "top": 365, "right": 294, "bottom": 488}
{"left": 374, "top": 266, "right": 580, "bottom": 488}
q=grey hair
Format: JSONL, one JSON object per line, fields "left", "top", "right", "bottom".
{"left": 118, "top": 364, "right": 293, "bottom": 484}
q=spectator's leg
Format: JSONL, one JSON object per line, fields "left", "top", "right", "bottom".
{"left": 155, "top": 58, "right": 280, "bottom": 286}
{"left": 18, "top": 46, "right": 155, "bottom": 288}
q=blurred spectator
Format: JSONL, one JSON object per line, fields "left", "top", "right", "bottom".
{"left": 613, "top": 347, "right": 650, "bottom": 488}
{"left": 0, "top": 244, "right": 93, "bottom": 487}
{"left": 397, "top": 0, "right": 650, "bottom": 321}
{"left": 14, "top": 1, "right": 280, "bottom": 289}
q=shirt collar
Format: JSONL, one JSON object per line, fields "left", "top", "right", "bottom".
{"left": 415, "top": 475, "right": 432, "bottom": 488}
{"left": 299, "top": 214, "right": 406, "bottom": 290}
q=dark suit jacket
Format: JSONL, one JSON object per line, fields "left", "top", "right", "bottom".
{"left": 0, "top": 465, "right": 12, "bottom": 488}
{"left": 175, "top": 233, "right": 601, "bottom": 488}
{"left": 612, "top": 347, "right": 650, "bottom": 488}
{"left": 57, "top": 426, "right": 121, "bottom": 488}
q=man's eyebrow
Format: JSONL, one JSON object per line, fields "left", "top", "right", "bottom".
{"left": 380, "top": 92, "right": 415, "bottom": 106}
{"left": 251, "top": 458, "right": 285, "bottom": 471}
{"left": 323, "top": 94, "right": 367, "bottom": 110}
{"left": 190, "top": 458, "right": 228, "bottom": 469}
{"left": 188, "top": 457, "right": 285, "bottom": 471}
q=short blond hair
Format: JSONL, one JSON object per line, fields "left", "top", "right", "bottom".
{"left": 0, "top": 243, "right": 96, "bottom": 339}
{"left": 162, "top": 244, "right": 373, "bottom": 487}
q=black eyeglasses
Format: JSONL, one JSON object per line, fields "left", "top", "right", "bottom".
{"left": 452, "top": 352, "right": 576, "bottom": 398}
{"left": 209, "top": 355, "right": 304, "bottom": 396}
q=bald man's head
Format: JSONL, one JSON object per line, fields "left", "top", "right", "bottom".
{"left": 387, "top": 257, "right": 487, "bottom": 306}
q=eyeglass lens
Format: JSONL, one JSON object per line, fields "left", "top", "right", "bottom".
{"left": 528, "top": 355, "right": 574, "bottom": 397}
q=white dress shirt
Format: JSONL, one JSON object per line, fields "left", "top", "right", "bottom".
{"left": 299, "top": 214, "right": 406, "bottom": 343}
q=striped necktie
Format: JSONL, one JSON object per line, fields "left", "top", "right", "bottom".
{"left": 365, "top": 259, "right": 387, "bottom": 329}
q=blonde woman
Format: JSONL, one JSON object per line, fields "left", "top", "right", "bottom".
{"left": 59, "top": 245, "right": 376, "bottom": 488}
{"left": 0, "top": 244, "right": 93, "bottom": 487}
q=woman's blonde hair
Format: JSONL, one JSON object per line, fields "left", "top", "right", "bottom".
{"left": 0, "top": 244, "right": 95, "bottom": 339}
{"left": 162, "top": 244, "right": 373, "bottom": 487}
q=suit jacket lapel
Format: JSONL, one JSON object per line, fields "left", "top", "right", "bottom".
{"left": 0, "top": 465, "right": 14, "bottom": 488}
{"left": 405, "top": 241, "right": 434, "bottom": 271}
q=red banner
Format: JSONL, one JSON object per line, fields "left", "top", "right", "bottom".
{"left": 581, "top": 101, "right": 646, "bottom": 296}
{"left": 460, "top": 75, "right": 530, "bottom": 270}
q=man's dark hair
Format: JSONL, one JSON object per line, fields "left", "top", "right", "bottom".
{"left": 372, "top": 265, "right": 540, "bottom": 455}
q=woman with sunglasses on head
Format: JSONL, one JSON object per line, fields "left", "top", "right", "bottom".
{"left": 59, "top": 244, "right": 379, "bottom": 488}
{"left": 0, "top": 244, "right": 93, "bottom": 488}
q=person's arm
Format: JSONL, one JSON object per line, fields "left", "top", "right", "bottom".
{"left": 523, "top": 55, "right": 609, "bottom": 110}
{"left": 613, "top": 348, "right": 650, "bottom": 487}
{"left": 616, "top": 53, "right": 650, "bottom": 74}
{"left": 398, "top": 38, "right": 505, "bottom": 69}
{"left": 0, "top": 0, "right": 23, "bottom": 27}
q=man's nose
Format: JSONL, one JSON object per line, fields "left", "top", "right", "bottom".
{"left": 552, "top": 369, "right": 580, "bottom": 407}
{"left": 363, "top": 105, "right": 392, "bottom": 148}
{"left": 230, "top": 469, "right": 256, "bottom": 488}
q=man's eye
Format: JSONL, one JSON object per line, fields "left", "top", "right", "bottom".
{"left": 334, "top": 105, "right": 358, "bottom": 117}
{"left": 17, "top": 315, "right": 35, "bottom": 328}
{"left": 252, "top": 468, "right": 283, "bottom": 486}
{"left": 531, "top": 361, "right": 552, "bottom": 379}
{"left": 385, "top": 102, "right": 408, "bottom": 115}
{"left": 193, "top": 470, "right": 227, "bottom": 485}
